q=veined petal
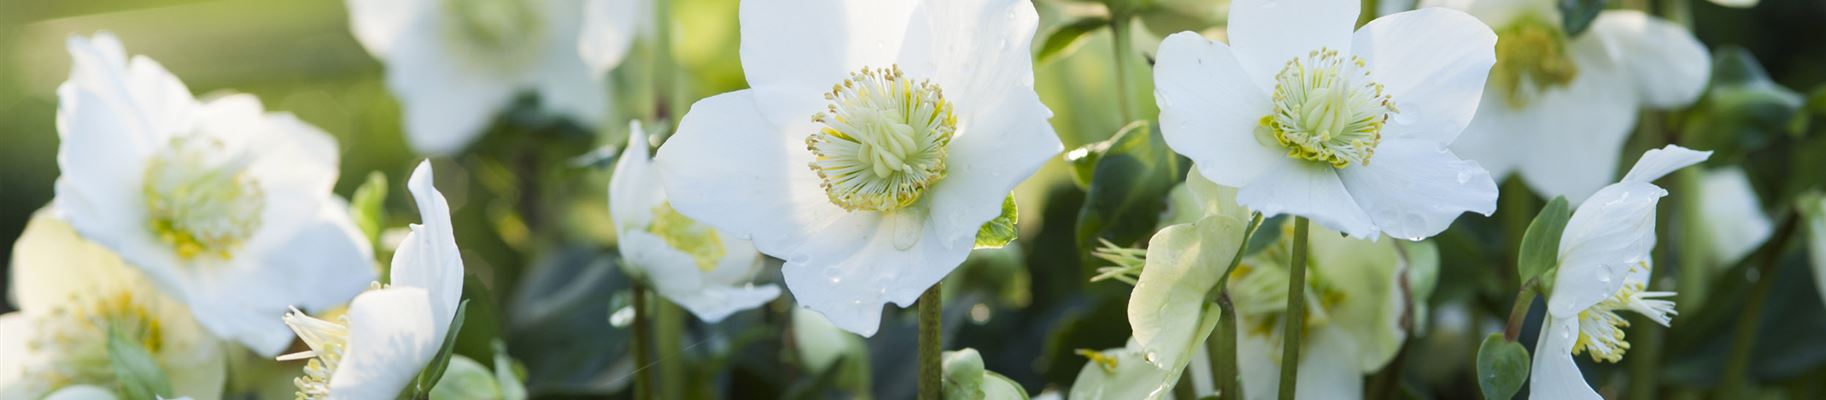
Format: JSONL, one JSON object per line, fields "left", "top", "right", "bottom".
{"left": 1699, "top": 167, "right": 1773, "bottom": 266}
{"left": 1067, "top": 340, "right": 1178, "bottom": 400}
{"left": 329, "top": 287, "right": 439, "bottom": 399}
{"left": 1587, "top": 11, "right": 1710, "bottom": 109}
{"left": 1154, "top": 32, "right": 1282, "bottom": 187}
{"left": 1551, "top": 181, "right": 1663, "bottom": 318}
{"left": 738, "top": 0, "right": 917, "bottom": 91}
{"left": 1236, "top": 160, "right": 1378, "bottom": 239}
{"left": 1337, "top": 139, "right": 1497, "bottom": 241}
{"left": 1129, "top": 216, "right": 1244, "bottom": 371}
{"left": 1529, "top": 316, "right": 1602, "bottom": 400}
{"left": 1227, "top": 0, "right": 1360, "bottom": 88}
{"left": 1619, "top": 145, "right": 1711, "bottom": 185}
{"left": 391, "top": 161, "right": 464, "bottom": 340}
{"left": 1352, "top": 8, "right": 1496, "bottom": 145}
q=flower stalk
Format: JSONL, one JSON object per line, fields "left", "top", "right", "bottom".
{"left": 918, "top": 282, "right": 943, "bottom": 400}
{"left": 1109, "top": 18, "right": 1135, "bottom": 122}
{"left": 1277, "top": 216, "right": 1311, "bottom": 400}
{"left": 1207, "top": 212, "right": 1265, "bottom": 398}
{"left": 1720, "top": 213, "right": 1802, "bottom": 397}
{"left": 631, "top": 283, "right": 654, "bottom": 400}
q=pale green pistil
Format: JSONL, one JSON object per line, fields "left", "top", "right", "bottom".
{"left": 1260, "top": 48, "right": 1395, "bottom": 169}
{"left": 807, "top": 65, "right": 956, "bottom": 212}
{"left": 646, "top": 203, "right": 726, "bottom": 272}
{"left": 1492, "top": 18, "right": 1579, "bottom": 109}
{"left": 142, "top": 136, "right": 265, "bottom": 261}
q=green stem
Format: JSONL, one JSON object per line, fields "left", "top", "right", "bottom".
{"left": 655, "top": 300, "right": 686, "bottom": 399}
{"left": 1503, "top": 281, "right": 1537, "bottom": 342}
{"left": 1207, "top": 213, "right": 1265, "bottom": 399}
{"left": 1277, "top": 217, "right": 1310, "bottom": 400}
{"left": 631, "top": 284, "right": 654, "bottom": 400}
{"left": 918, "top": 282, "right": 943, "bottom": 400}
{"left": 1719, "top": 214, "right": 1801, "bottom": 397}
{"left": 1500, "top": 177, "right": 1537, "bottom": 290}
{"left": 1109, "top": 18, "right": 1135, "bottom": 123}
{"left": 652, "top": 0, "right": 683, "bottom": 127}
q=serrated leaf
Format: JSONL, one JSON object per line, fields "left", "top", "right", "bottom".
{"left": 1076, "top": 120, "right": 1187, "bottom": 253}
{"left": 109, "top": 325, "right": 173, "bottom": 399}
{"left": 412, "top": 300, "right": 470, "bottom": 397}
{"left": 1036, "top": 17, "right": 1107, "bottom": 65}
{"left": 350, "top": 171, "right": 389, "bottom": 247}
{"left": 1476, "top": 333, "right": 1530, "bottom": 400}
{"left": 1517, "top": 196, "right": 1571, "bottom": 288}
{"left": 1558, "top": 0, "right": 1604, "bottom": 37}
{"left": 975, "top": 195, "right": 1020, "bottom": 249}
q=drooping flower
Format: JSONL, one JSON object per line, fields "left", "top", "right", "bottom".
{"left": 652, "top": 0, "right": 1062, "bottom": 335}
{"left": 611, "top": 122, "right": 780, "bottom": 322}
{"left": 345, "top": 0, "right": 637, "bottom": 155}
{"left": 277, "top": 161, "right": 465, "bottom": 399}
{"left": 1429, "top": 0, "right": 1711, "bottom": 203}
{"left": 1154, "top": 0, "right": 1499, "bottom": 240}
{"left": 0, "top": 209, "right": 225, "bottom": 400}
{"left": 53, "top": 32, "right": 376, "bottom": 356}
{"left": 1806, "top": 193, "right": 1826, "bottom": 310}
{"left": 1695, "top": 167, "right": 1773, "bottom": 268}
{"left": 1531, "top": 145, "right": 1709, "bottom": 399}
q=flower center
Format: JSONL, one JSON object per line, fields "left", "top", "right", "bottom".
{"left": 1571, "top": 270, "right": 1677, "bottom": 363}
{"left": 1227, "top": 224, "right": 1345, "bottom": 348}
{"left": 647, "top": 203, "right": 726, "bottom": 272}
{"left": 23, "top": 287, "right": 165, "bottom": 395}
{"left": 1259, "top": 49, "right": 1395, "bottom": 169}
{"left": 280, "top": 306, "right": 353, "bottom": 399}
{"left": 440, "top": 0, "right": 546, "bottom": 70}
{"left": 142, "top": 136, "right": 265, "bottom": 261}
{"left": 1491, "top": 17, "right": 1579, "bottom": 109}
{"left": 808, "top": 65, "right": 956, "bottom": 212}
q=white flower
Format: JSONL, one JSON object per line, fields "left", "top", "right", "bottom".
{"left": 1429, "top": 0, "right": 1712, "bottom": 203}
{"left": 1530, "top": 145, "right": 1709, "bottom": 400}
{"left": 652, "top": 0, "right": 1061, "bottom": 335}
{"left": 345, "top": 0, "right": 634, "bottom": 155}
{"left": 277, "top": 161, "right": 465, "bottom": 399}
{"left": 1, "top": 209, "right": 225, "bottom": 400}
{"left": 1806, "top": 194, "right": 1826, "bottom": 310}
{"left": 52, "top": 32, "right": 376, "bottom": 356}
{"left": 1153, "top": 0, "right": 1500, "bottom": 240}
{"left": 611, "top": 122, "right": 780, "bottom": 322}
{"left": 1696, "top": 167, "right": 1773, "bottom": 267}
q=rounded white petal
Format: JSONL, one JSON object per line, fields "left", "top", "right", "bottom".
{"left": 1153, "top": 32, "right": 1282, "bottom": 187}
{"left": 1477, "top": 39, "right": 1637, "bottom": 203}
{"left": 610, "top": 122, "right": 661, "bottom": 232}
{"left": 10, "top": 208, "right": 137, "bottom": 311}
{"left": 1308, "top": 229, "right": 1407, "bottom": 371}
{"left": 1550, "top": 181, "right": 1664, "bottom": 318}
{"left": 1337, "top": 139, "right": 1497, "bottom": 241}
{"left": 255, "top": 200, "right": 379, "bottom": 313}
{"left": 44, "top": 385, "right": 118, "bottom": 400}
{"left": 738, "top": 0, "right": 917, "bottom": 90}
{"left": 780, "top": 209, "right": 971, "bottom": 336}
{"left": 1067, "top": 340, "right": 1177, "bottom": 400}
{"left": 379, "top": 15, "right": 519, "bottom": 156}
{"left": 1235, "top": 326, "right": 1364, "bottom": 400}
{"left": 1236, "top": 161, "right": 1378, "bottom": 239}
{"left": 1619, "top": 144, "right": 1711, "bottom": 185}
{"left": 1528, "top": 316, "right": 1602, "bottom": 400}
{"left": 391, "top": 161, "right": 465, "bottom": 341}
{"left": 621, "top": 231, "right": 778, "bottom": 323}
{"left": 1698, "top": 167, "right": 1773, "bottom": 266}
{"left": 1227, "top": 0, "right": 1360, "bottom": 87}
{"left": 345, "top": 0, "right": 429, "bottom": 56}
{"left": 533, "top": 0, "right": 609, "bottom": 131}
{"left": 0, "top": 313, "right": 30, "bottom": 389}
{"left": 580, "top": 0, "right": 642, "bottom": 76}
{"left": 1587, "top": 10, "right": 1711, "bottom": 109}
{"left": 1352, "top": 8, "right": 1496, "bottom": 144}
{"left": 1129, "top": 216, "right": 1242, "bottom": 371}
{"left": 330, "top": 287, "right": 439, "bottom": 399}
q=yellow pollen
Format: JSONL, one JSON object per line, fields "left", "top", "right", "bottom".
{"left": 142, "top": 136, "right": 265, "bottom": 261}
{"left": 1491, "top": 17, "right": 1579, "bottom": 109}
{"left": 807, "top": 65, "right": 956, "bottom": 212}
{"left": 1260, "top": 48, "right": 1395, "bottom": 168}
{"left": 646, "top": 202, "right": 726, "bottom": 272}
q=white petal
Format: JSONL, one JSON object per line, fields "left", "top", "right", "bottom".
{"left": 380, "top": 17, "right": 518, "bottom": 156}
{"left": 738, "top": 0, "right": 917, "bottom": 90}
{"left": 10, "top": 208, "right": 138, "bottom": 312}
{"left": 1619, "top": 144, "right": 1711, "bottom": 184}
{"left": 1707, "top": 0, "right": 1758, "bottom": 8}
{"left": 1495, "top": 41, "right": 1639, "bottom": 203}
{"left": 1550, "top": 181, "right": 1664, "bottom": 318}
{"left": 610, "top": 122, "right": 662, "bottom": 232}
{"left": 1066, "top": 340, "right": 1178, "bottom": 400}
{"left": 533, "top": 1, "right": 609, "bottom": 131}
{"left": 580, "top": 0, "right": 642, "bottom": 76}
{"left": 620, "top": 231, "right": 777, "bottom": 323}
{"left": 654, "top": 90, "right": 847, "bottom": 259}
{"left": 44, "top": 386, "right": 118, "bottom": 400}
{"left": 1227, "top": 0, "right": 1360, "bottom": 87}
{"left": 1699, "top": 167, "right": 1772, "bottom": 266}
{"left": 0, "top": 313, "right": 31, "bottom": 388}
{"left": 1338, "top": 139, "right": 1497, "bottom": 240}
{"left": 1236, "top": 327, "right": 1365, "bottom": 400}
{"left": 256, "top": 200, "right": 379, "bottom": 313}
{"left": 1307, "top": 229, "right": 1406, "bottom": 371}
{"left": 392, "top": 161, "right": 465, "bottom": 341}
{"left": 1528, "top": 316, "right": 1601, "bottom": 400}
{"left": 1236, "top": 161, "right": 1378, "bottom": 239}
{"left": 780, "top": 209, "right": 972, "bottom": 336}
{"left": 1587, "top": 10, "right": 1710, "bottom": 109}
{"left": 923, "top": 89, "right": 1060, "bottom": 246}
{"left": 1129, "top": 216, "right": 1242, "bottom": 371}
{"left": 1352, "top": 8, "right": 1496, "bottom": 145}
{"left": 1153, "top": 32, "right": 1282, "bottom": 187}
{"left": 345, "top": 0, "right": 429, "bottom": 56}
{"left": 330, "top": 287, "right": 439, "bottom": 399}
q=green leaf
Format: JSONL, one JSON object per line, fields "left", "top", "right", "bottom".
{"left": 942, "top": 349, "right": 988, "bottom": 400}
{"left": 1557, "top": 0, "right": 1604, "bottom": 37}
{"left": 1475, "top": 333, "right": 1531, "bottom": 400}
{"left": 975, "top": 195, "right": 1020, "bottom": 249}
{"left": 1065, "top": 141, "right": 1112, "bottom": 190}
{"left": 980, "top": 371, "right": 1030, "bottom": 400}
{"left": 1076, "top": 120, "right": 1187, "bottom": 252}
{"left": 1683, "top": 47, "right": 1804, "bottom": 159}
{"left": 1517, "top": 196, "right": 1571, "bottom": 289}
{"left": 1036, "top": 17, "right": 1107, "bottom": 65}
{"left": 108, "top": 325, "right": 173, "bottom": 399}
{"left": 350, "top": 171, "right": 389, "bottom": 247}
{"left": 413, "top": 299, "right": 471, "bottom": 397}
{"left": 1136, "top": 0, "right": 1225, "bottom": 38}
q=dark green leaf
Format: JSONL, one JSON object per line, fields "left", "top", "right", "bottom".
{"left": 109, "top": 325, "right": 173, "bottom": 399}
{"left": 1065, "top": 141, "right": 1111, "bottom": 190}
{"left": 1517, "top": 196, "right": 1571, "bottom": 288}
{"left": 1075, "top": 120, "right": 1187, "bottom": 253}
{"left": 1683, "top": 47, "right": 1804, "bottom": 159}
{"left": 1558, "top": 0, "right": 1604, "bottom": 37}
{"left": 1475, "top": 333, "right": 1530, "bottom": 400}
{"left": 975, "top": 195, "right": 1020, "bottom": 249}
{"left": 414, "top": 300, "right": 471, "bottom": 396}
{"left": 1036, "top": 17, "right": 1108, "bottom": 65}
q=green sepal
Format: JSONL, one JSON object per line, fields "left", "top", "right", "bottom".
{"left": 1036, "top": 17, "right": 1108, "bottom": 65}
{"left": 402, "top": 299, "right": 470, "bottom": 399}
{"left": 1517, "top": 196, "right": 1571, "bottom": 292}
{"left": 975, "top": 195, "right": 1020, "bottom": 249}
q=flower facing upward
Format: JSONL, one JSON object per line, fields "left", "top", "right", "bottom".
{"left": 611, "top": 122, "right": 780, "bottom": 322}
{"left": 1429, "top": 0, "right": 1711, "bottom": 203}
{"left": 1153, "top": 0, "right": 1500, "bottom": 240}
{"left": 652, "top": 0, "right": 1061, "bottom": 335}
{"left": 53, "top": 32, "right": 376, "bottom": 356}
{"left": 1531, "top": 145, "right": 1709, "bottom": 400}
{"left": 278, "top": 161, "right": 465, "bottom": 399}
